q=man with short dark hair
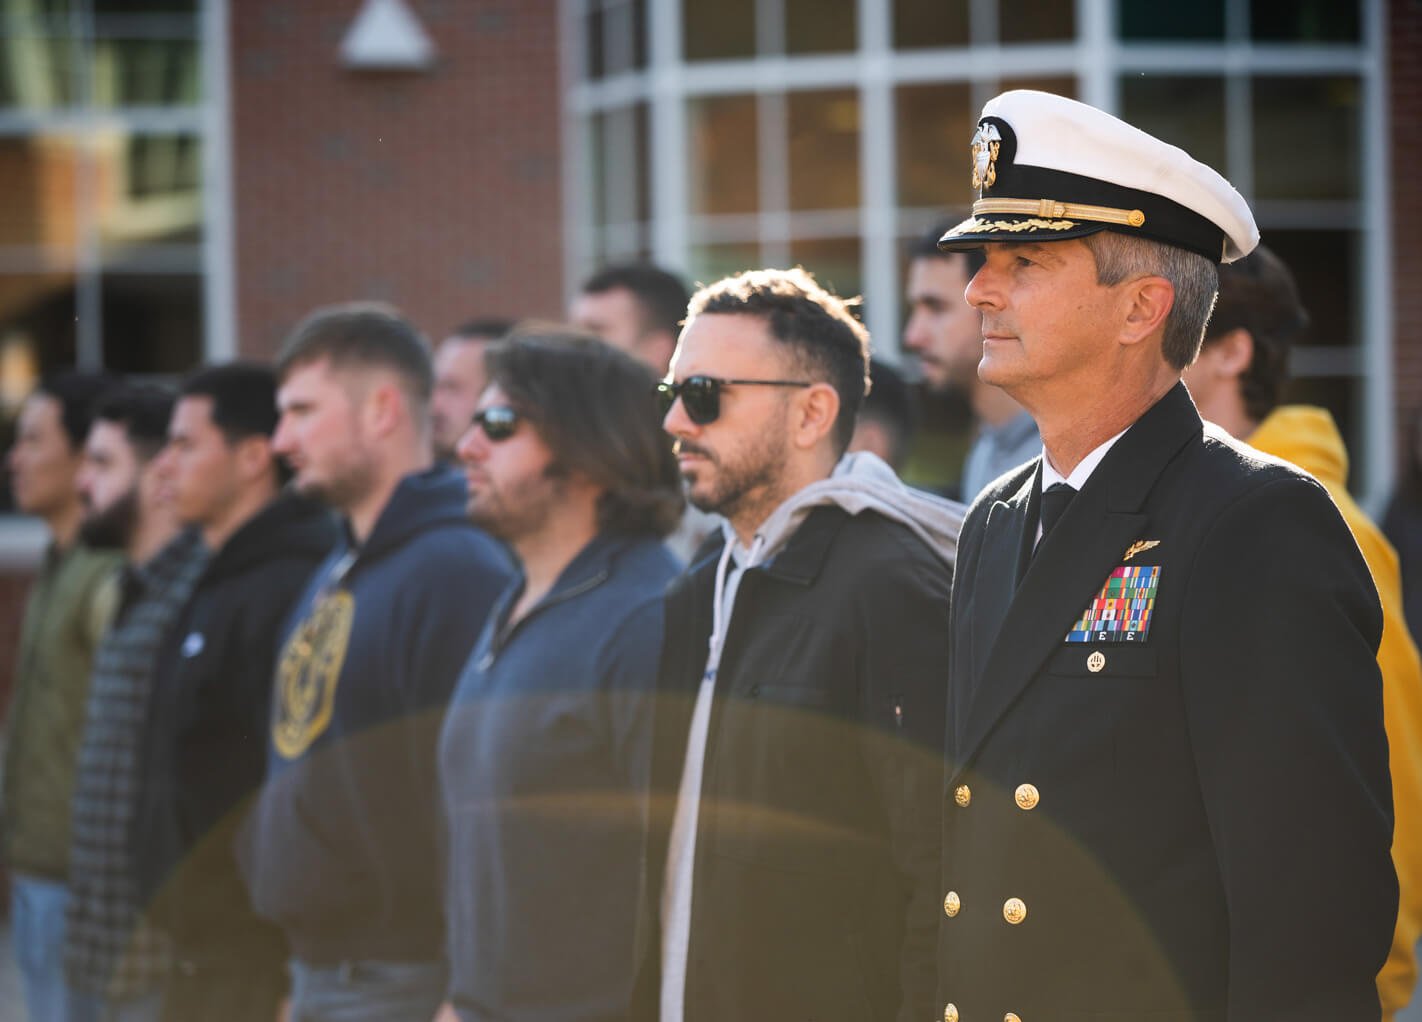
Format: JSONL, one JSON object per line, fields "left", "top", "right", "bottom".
{"left": 849, "top": 358, "right": 919, "bottom": 473}
{"left": 66, "top": 383, "right": 207, "bottom": 1022}
{"left": 573, "top": 263, "right": 715, "bottom": 563}
{"left": 3, "top": 371, "right": 121, "bottom": 1022}
{"left": 236, "top": 302, "right": 511, "bottom": 1022}
{"left": 1183, "top": 246, "right": 1422, "bottom": 1020}
{"left": 131, "top": 363, "right": 338, "bottom": 1022}
{"left": 904, "top": 223, "right": 1039, "bottom": 500}
{"left": 435, "top": 333, "right": 683, "bottom": 1022}
{"left": 637, "top": 267, "right": 963, "bottom": 1022}
{"left": 935, "top": 90, "right": 1394, "bottom": 1020}
{"left": 431, "top": 317, "right": 514, "bottom": 461}
{"left": 571, "top": 263, "right": 691, "bottom": 376}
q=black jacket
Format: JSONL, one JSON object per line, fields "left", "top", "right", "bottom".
{"left": 132, "top": 493, "right": 338, "bottom": 961}
{"left": 939, "top": 383, "right": 1396, "bottom": 1021}
{"left": 634, "top": 506, "right": 951, "bottom": 1022}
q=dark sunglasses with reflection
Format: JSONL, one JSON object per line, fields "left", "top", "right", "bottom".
{"left": 656, "top": 375, "right": 812, "bottom": 426}
{"left": 471, "top": 405, "right": 521, "bottom": 442}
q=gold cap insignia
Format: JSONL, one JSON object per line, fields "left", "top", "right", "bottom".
{"left": 971, "top": 121, "right": 1002, "bottom": 192}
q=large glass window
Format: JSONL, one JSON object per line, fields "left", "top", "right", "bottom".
{"left": 0, "top": 0, "right": 214, "bottom": 512}
{"left": 569, "top": 0, "right": 1387, "bottom": 499}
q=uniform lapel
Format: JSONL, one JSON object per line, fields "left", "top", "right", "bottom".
{"left": 952, "top": 469, "right": 1036, "bottom": 751}
{"left": 951, "top": 382, "right": 1202, "bottom": 781}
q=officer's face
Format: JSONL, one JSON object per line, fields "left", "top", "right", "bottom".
{"left": 902, "top": 255, "right": 982, "bottom": 394}
{"left": 662, "top": 312, "right": 796, "bottom": 524}
{"left": 966, "top": 239, "right": 1124, "bottom": 401}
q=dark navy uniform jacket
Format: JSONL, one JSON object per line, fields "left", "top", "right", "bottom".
{"left": 939, "top": 382, "right": 1397, "bottom": 1021}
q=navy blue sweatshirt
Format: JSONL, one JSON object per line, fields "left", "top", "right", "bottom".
{"left": 237, "top": 467, "right": 512, "bottom": 964}
{"left": 440, "top": 533, "right": 678, "bottom": 1021}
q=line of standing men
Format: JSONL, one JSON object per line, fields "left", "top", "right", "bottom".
{"left": 0, "top": 84, "right": 1413, "bottom": 1022}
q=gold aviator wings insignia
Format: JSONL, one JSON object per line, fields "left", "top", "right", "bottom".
{"left": 1123, "top": 539, "right": 1161, "bottom": 562}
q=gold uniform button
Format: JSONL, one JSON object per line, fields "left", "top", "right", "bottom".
{"left": 1003, "top": 897, "right": 1028, "bottom": 925}
{"left": 953, "top": 784, "right": 971, "bottom": 807}
{"left": 943, "top": 891, "right": 961, "bottom": 917}
{"left": 1005, "top": 1014, "right": 1023, "bottom": 1022}
{"left": 1014, "top": 783, "right": 1040, "bottom": 811}
{"left": 944, "top": 1004, "right": 959, "bottom": 1022}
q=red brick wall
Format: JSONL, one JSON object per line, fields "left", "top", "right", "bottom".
{"left": 1392, "top": 0, "right": 1422, "bottom": 456}
{"left": 230, "top": 0, "right": 566, "bottom": 357}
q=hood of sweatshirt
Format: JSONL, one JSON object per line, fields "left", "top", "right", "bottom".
{"left": 202, "top": 493, "right": 338, "bottom": 585}
{"left": 346, "top": 465, "right": 473, "bottom": 567}
{"left": 736, "top": 450, "right": 965, "bottom": 571}
{"left": 705, "top": 451, "right": 966, "bottom": 673}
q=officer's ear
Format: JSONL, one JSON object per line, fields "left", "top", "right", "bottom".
{"left": 1119, "top": 275, "right": 1175, "bottom": 348}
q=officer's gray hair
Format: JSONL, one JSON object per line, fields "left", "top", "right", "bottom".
{"left": 1081, "top": 232, "right": 1220, "bottom": 371}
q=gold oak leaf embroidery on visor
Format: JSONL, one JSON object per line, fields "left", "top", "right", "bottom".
{"left": 955, "top": 218, "right": 1079, "bottom": 234}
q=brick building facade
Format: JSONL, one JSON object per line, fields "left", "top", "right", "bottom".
{"left": 231, "top": 0, "right": 567, "bottom": 356}
{"left": 1391, "top": 0, "right": 1422, "bottom": 462}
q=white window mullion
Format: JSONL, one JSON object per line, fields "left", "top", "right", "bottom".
{"left": 201, "top": 0, "right": 234, "bottom": 361}
{"left": 857, "top": 0, "right": 897, "bottom": 361}
{"left": 560, "top": 0, "right": 594, "bottom": 300}
{"left": 73, "top": 5, "right": 102, "bottom": 371}
{"left": 648, "top": 0, "right": 688, "bottom": 274}
{"left": 1360, "top": 0, "right": 1393, "bottom": 513}
{"left": 1077, "top": 0, "right": 1114, "bottom": 111}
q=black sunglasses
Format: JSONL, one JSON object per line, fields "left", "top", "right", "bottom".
{"left": 657, "top": 375, "right": 812, "bottom": 426}
{"left": 472, "top": 405, "right": 521, "bottom": 441}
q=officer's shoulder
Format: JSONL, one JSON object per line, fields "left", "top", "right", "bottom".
{"left": 1191, "top": 421, "right": 1329, "bottom": 506}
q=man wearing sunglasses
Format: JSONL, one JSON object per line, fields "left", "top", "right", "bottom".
{"left": 235, "top": 303, "right": 511, "bottom": 1022}
{"left": 636, "top": 267, "right": 965, "bottom": 1022}
{"left": 433, "top": 332, "right": 683, "bottom": 1022}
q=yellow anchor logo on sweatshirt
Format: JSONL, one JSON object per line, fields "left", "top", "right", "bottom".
{"left": 273, "top": 590, "right": 355, "bottom": 759}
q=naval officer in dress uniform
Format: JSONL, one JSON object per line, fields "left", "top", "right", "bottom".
{"left": 935, "top": 90, "right": 1397, "bottom": 1021}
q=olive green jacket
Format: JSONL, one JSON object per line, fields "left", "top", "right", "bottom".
{"left": 2, "top": 542, "right": 121, "bottom": 878}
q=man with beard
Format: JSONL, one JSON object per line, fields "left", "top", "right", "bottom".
{"left": 903, "top": 222, "right": 1039, "bottom": 501}
{"left": 236, "top": 303, "right": 510, "bottom": 1022}
{"left": 3, "top": 372, "right": 120, "bottom": 1022}
{"left": 430, "top": 317, "right": 513, "bottom": 462}
{"left": 434, "top": 333, "right": 682, "bottom": 1022}
{"left": 65, "top": 383, "right": 207, "bottom": 1022}
{"left": 131, "top": 363, "right": 338, "bottom": 1022}
{"left": 635, "top": 268, "right": 963, "bottom": 1022}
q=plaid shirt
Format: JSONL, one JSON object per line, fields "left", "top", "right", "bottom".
{"left": 65, "top": 529, "right": 209, "bottom": 999}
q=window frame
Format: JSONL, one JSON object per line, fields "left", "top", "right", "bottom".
{"left": 565, "top": 0, "right": 1391, "bottom": 506}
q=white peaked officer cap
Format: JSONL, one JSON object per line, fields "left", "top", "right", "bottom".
{"left": 938, "top": 90, "right": 1260, "bottom": 264}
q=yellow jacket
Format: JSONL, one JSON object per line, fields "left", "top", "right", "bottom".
{"left": 1251, "top": 406, "right": 1422, "bottom": 1020}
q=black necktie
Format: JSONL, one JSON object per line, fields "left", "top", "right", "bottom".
{"left": 1039, "top": 482, "right": 1077, "bottom": 539}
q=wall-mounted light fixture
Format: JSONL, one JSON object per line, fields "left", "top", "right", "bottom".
{"left": 340, "top": 0, "right": 437, "bottom": 71}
